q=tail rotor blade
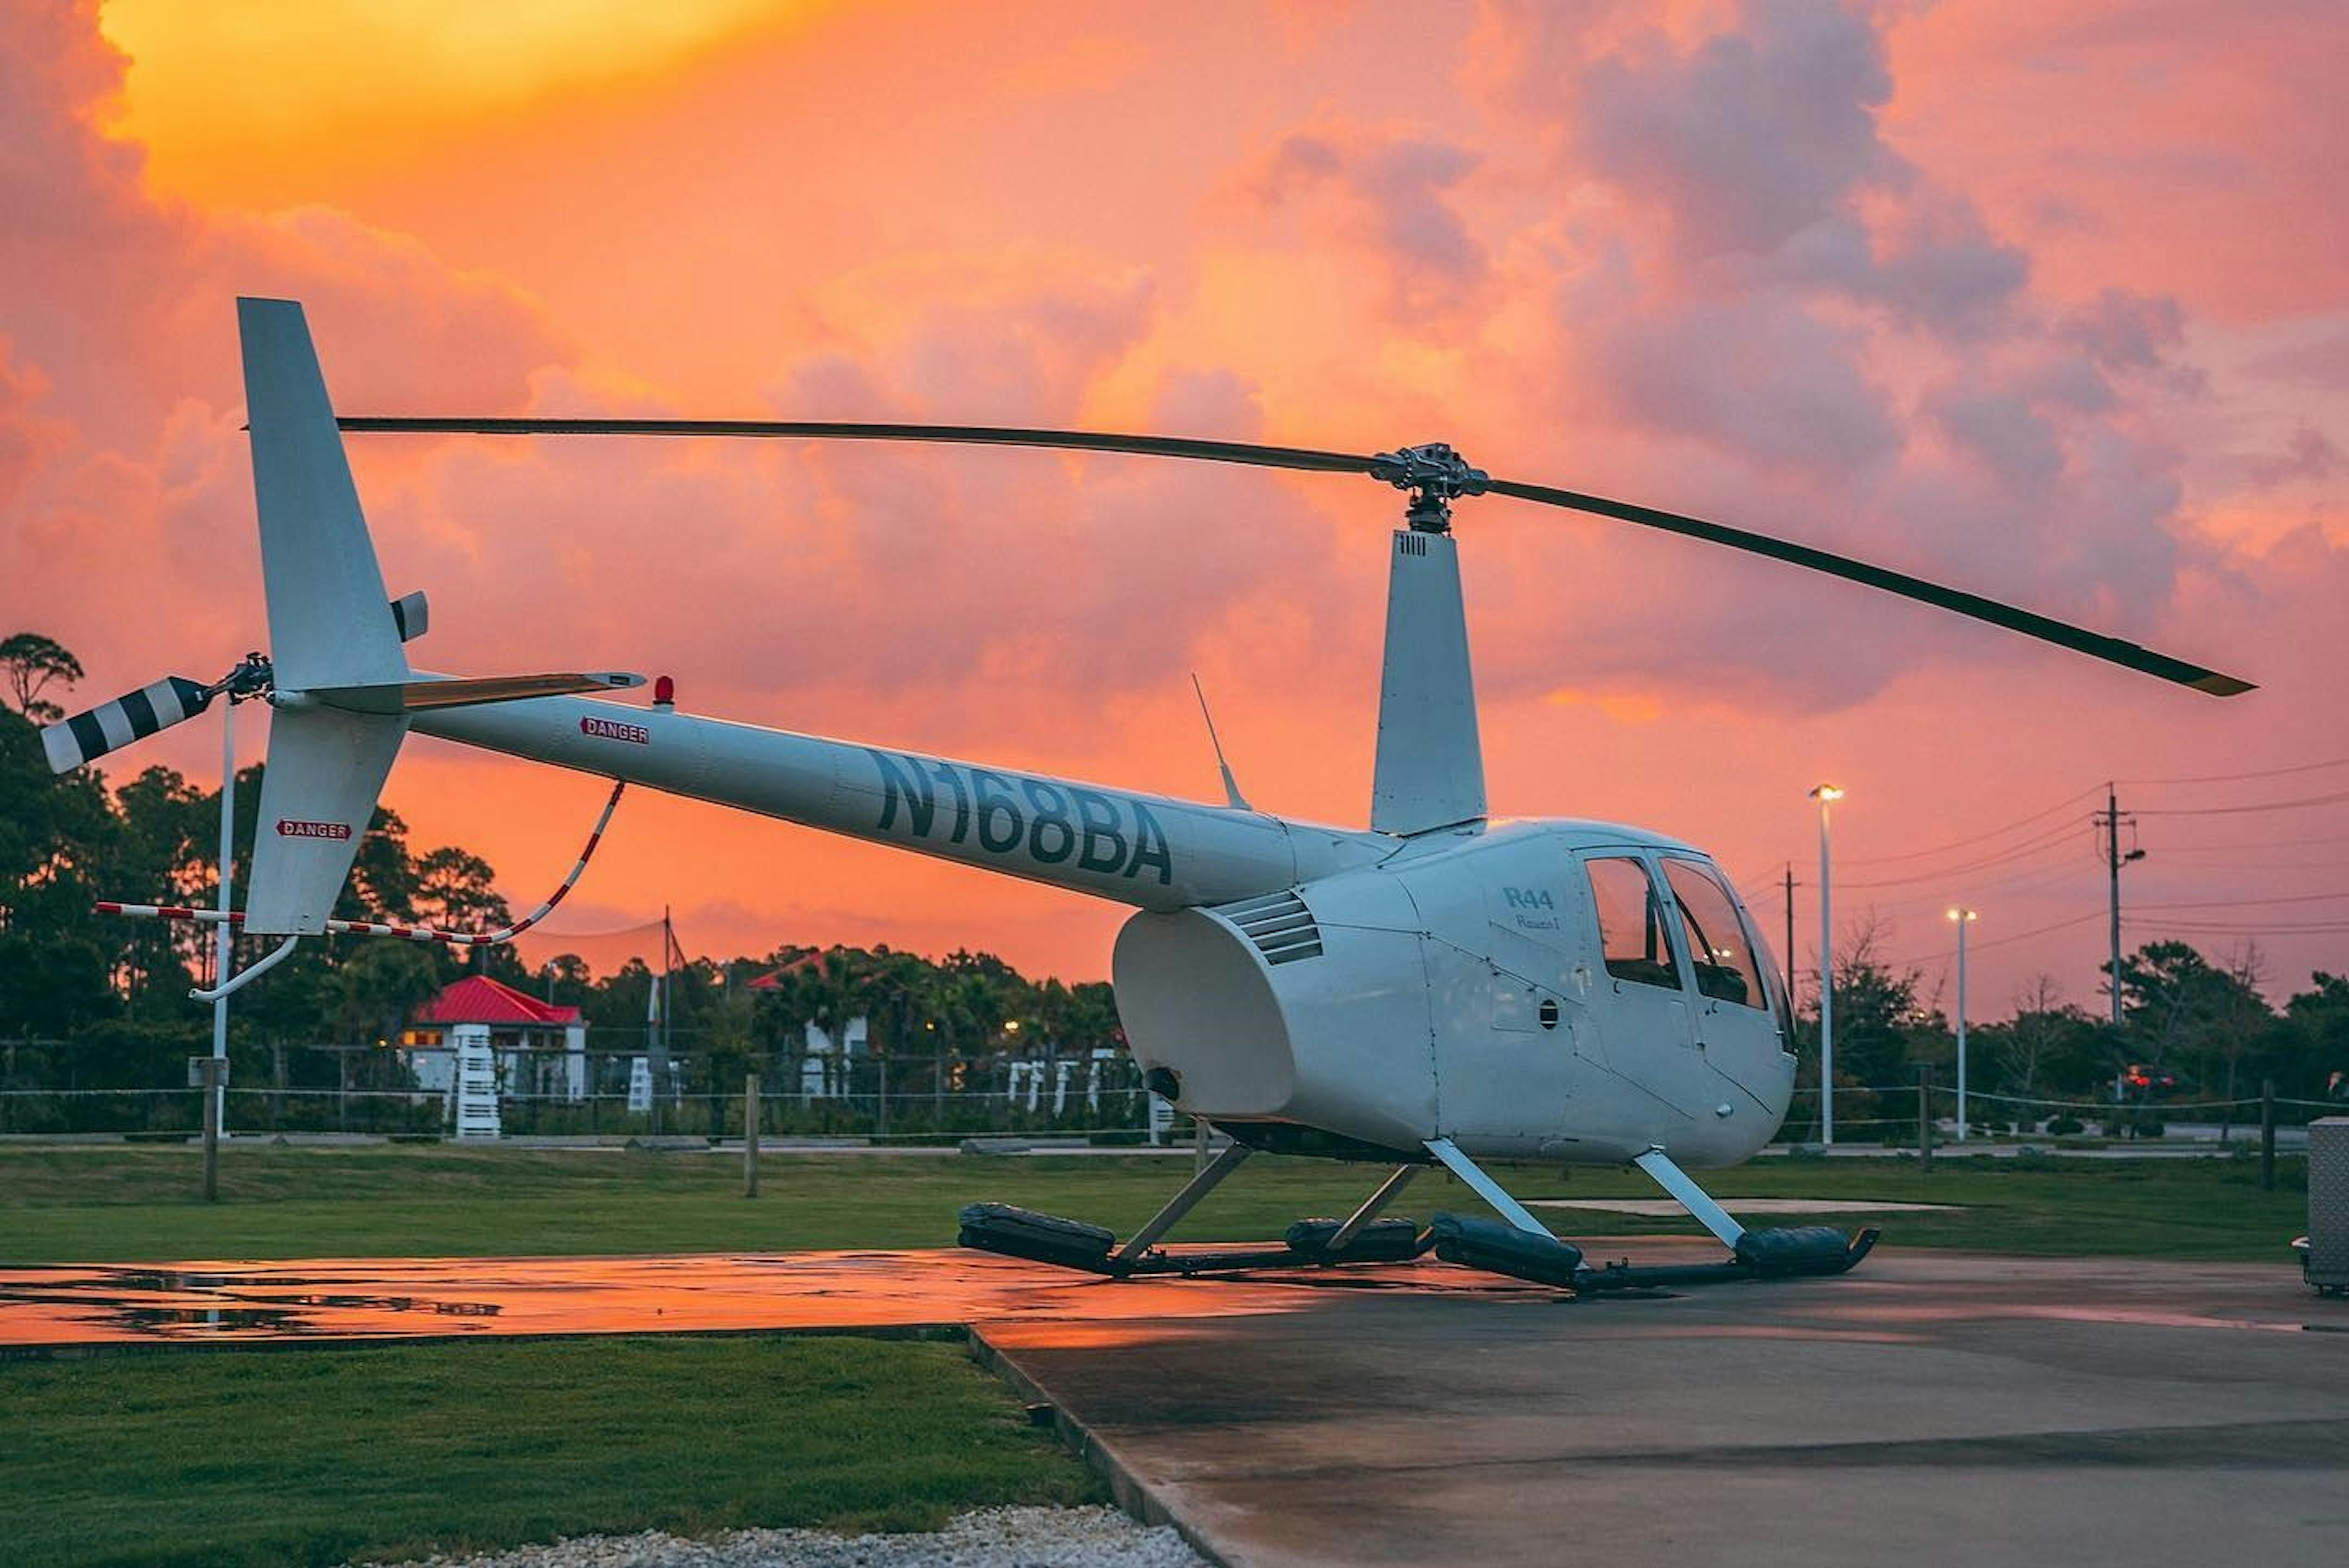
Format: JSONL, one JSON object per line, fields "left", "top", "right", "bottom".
{"left": 41, "top": 676, "right": 215, "bottom": 774}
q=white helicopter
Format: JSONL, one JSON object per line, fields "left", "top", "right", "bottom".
{"left": 49, "top": 299, "right": 2251, "bottom": 1293}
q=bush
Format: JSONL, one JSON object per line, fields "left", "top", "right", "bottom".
{"left": 2046, "top": 1114, "right": 2085, "bottom": 1136}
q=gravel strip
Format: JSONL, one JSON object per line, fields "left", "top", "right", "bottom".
{"left": 366, "top": 1505, "right": 1208, "bottom": 1568}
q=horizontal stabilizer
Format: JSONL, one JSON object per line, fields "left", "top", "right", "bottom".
{"left": 306, "top": 671, "right": 645, "bottom": 716}
{"left": 41, "top": 677, "right": 213, "bottom": 774}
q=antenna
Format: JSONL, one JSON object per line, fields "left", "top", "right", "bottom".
{"left": 1191, "top": 674, "right": 1251, "bottom": 811}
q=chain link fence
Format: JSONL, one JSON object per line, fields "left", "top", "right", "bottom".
{"left": 0, "top": 1034, "right": 1157, "bottom": 1142}
{"left": 7, "top": 1031, "right": 2341, "bottom": 1146}
{"left": 1776, "top": 1082, "right": 2342, "bottom": 1146}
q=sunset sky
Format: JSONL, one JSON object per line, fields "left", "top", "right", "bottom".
{"left": 5, "top": 0, "right": 2346, "bottom": 1020}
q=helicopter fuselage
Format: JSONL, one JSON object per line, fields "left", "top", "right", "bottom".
{"left": 413, "top": 691, "right": 1793, "bottom": 1170}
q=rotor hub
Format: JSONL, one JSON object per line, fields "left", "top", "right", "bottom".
{"left": 1369, "top": 444, "right": 1490, "bottom": 533}
{"left": 213, "top": 653, "right": 275, "bottom": 704}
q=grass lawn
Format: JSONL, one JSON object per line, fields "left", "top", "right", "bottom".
{"left": 0, "top": 1141, "right": 2312, "bottom": 1265}
{"left": 0, "top": 1335, "right": 1102, "bottom": 1568}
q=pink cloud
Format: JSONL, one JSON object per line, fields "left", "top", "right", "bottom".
{"left": 1230, "top": 117, "right": 1491, "bottom": 322}
{"left": 7, "top": 0, "right": 2343, "bottom": 1003}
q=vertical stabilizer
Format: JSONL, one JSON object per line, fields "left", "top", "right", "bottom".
{"left": 237, "top": 297, "right": 409, "bottom": 934}
{"left": 1370, "top": 529, "right": 1485, "bottom": 835}
{"left": 238, "top": 297, "right": 407, "bottom": 691}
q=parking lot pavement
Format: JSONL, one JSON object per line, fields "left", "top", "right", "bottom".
{"left": 976, "top": 1244, "right": 2349, "bottom": 1568}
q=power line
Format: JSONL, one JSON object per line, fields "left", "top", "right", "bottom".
{"left": 2119, "top": 754, "right": 2349, "bottom": 787}
{"left": 2152, "top": 831, "right": 2349, "bottom": 854}
{"left": 1854, "top": 850, "right": 2099, "bottom": 916}
{"left": 1837, "top": 785, "right": 2103, "bottom": 868}
{"left": 1884, "top": 909, "right": 2106, "bottom": 971}
{"left": 1839, "top": 817, "right": 2089, "bottom": 890}
{"left": 2145, "top": 848, "right": 2349, "bottom": 869}
{"left": 2132, "top": 890, "right": 2349, "bottom": 912}
{"left": 2137, "top": 788, "right": 2349, "bottom": 817}
{"left": 2125, "top": 914, "right": 2349, "bottom": 934}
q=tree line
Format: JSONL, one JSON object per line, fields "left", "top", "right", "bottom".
{"left": 1786, "top": 923, "right": 2349, "bottom": 1126}
{"left": 0, "top": 633, "right": 1121, "bottom": 1101}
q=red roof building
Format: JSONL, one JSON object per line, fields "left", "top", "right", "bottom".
{"left": 403, "top": 975, "right": 590, "bottom": 1107}
{"left": 411, "top": 975, "right": 582, "bottom": 1028}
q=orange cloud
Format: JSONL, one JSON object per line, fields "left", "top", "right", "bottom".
{"left": 7, "top": 0, "right": 2348, "bottom": 1014}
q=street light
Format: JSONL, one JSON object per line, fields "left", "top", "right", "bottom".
{"left": 1809, "top": 783, "right": 1844, "bottom": 1146}
{"left": 1947, "top": 907, "right": 1978, "bottom": 1140}
{"left": 1945, "top": 907, "right": 1982, "bottom": 1142}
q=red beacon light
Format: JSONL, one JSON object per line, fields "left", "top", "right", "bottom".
{"left": 653, "top": 675, "right": 675, "bottom": 711}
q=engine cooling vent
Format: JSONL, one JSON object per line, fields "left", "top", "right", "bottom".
{"left": 1214, "top": 890, "right": 1325, "bottom": 966}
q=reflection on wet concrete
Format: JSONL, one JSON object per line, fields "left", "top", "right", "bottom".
{"left": 0, "top": 1249, "right": 1551, "bottom": 1351}
{"left": 969, "top": 1250, "right": 2348, "bottom": 1568}
{"left": 4, "top": 1241, "right": 2332, "bottom": 1354}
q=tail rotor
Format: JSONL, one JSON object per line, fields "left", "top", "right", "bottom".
{"left": 39, "top": 655, "right": 274, "bottom": 776}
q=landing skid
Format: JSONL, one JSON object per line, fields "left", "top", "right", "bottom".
{"left": 956, "top": 1132, "right": 1878, "bottom": 1293}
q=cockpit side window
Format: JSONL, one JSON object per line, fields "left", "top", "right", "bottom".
{"left": 1661, "top": 857, "right": 1768, "bottom": 1009}
{"left": 1584, "top": 856, "right": 1680, "bottom": 990}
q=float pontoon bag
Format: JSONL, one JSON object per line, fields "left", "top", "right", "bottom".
{"left": 958, "top": 1203, "right": 1117, "bottom": 1271}
{"left": 1428, "top": 1212, "right": 1584, "bottom": 1286}
{"left": 1284, "top": 1216, "right": 1425, "bottom": 1262}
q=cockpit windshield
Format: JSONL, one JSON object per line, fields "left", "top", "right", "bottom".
{"left": 1661, "top": 857, "right": 1770, "bottom": 1010}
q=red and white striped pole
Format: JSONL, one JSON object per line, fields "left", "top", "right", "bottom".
{"left": 100, "top": 779, "right": 628, "bottom": 951}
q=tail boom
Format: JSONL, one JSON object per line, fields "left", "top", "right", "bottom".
{"left": 408, "top": 695, "right": 1381, "bottom": 912}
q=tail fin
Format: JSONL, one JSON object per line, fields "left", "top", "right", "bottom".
{"left": 237, "top": 297, "right": 409, "bottom": 935}
{"left": 239, "top": 297, "right": 410, "bottom": 691}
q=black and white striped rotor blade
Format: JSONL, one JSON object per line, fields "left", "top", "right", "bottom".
{"left": 40, "top": 676, "right": 215, "bottom": 774}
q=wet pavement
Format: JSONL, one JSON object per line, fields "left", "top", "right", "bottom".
{"left": 0, "top": 1248, "right": 1546, "bottom": 1351}
{"left": 9, "top": 1243, "right": 2347, "bottom": 1566}
{"left": 978, "top": 1242, "right": 2349, "bottom": 1568}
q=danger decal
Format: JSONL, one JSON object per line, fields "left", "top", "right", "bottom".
{"left": 581, "top": 716, "right": 650, "bottom": 745}
{"left": 275, "top": 819, "right": 353, "bottom": 840}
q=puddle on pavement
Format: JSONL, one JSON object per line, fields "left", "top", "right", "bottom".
{"left": 0, "top": 1252, "right": 1527, "bottom": 1349}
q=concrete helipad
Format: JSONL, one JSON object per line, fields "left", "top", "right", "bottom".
{"left": 977, "top": 1244, "right": 2349, "bottom": 1568}
{"left": 7, "top": 1244, "right": 2345, "bottom": 1566}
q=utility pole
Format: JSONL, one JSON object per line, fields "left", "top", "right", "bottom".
{"left": 1783, "top": 863, "right": 1798, "bottom": 1014}
{"left": 2096, "top": 785, "right": 2144, "bottom": 1030}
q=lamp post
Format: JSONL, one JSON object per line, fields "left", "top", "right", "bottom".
{"left": 1947, "top": 907, "right": 1978, "bottom": 1140}
{"left": 1809, "top": 784, "right": 1844, "bottom": 1146}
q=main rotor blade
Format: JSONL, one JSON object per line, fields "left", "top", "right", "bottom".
{"left": 1482, "top": 477, "right": 2253, "bottom": 696}
{"left": 339, "top": 416, "right": 2253, "bottom": 696}
{"left": 336, "top": 417, "right": 1378, "bottom": 479}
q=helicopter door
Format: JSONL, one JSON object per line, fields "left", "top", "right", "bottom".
{"left": 1453, "top": 880, "right": 1584, "bottom": 1149}
{"left": 1576, "top": 853, "right": 1704, "bottom": 1119}
{"left": 1657, "top": 856, "right": 1791, "bottom": 1115}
